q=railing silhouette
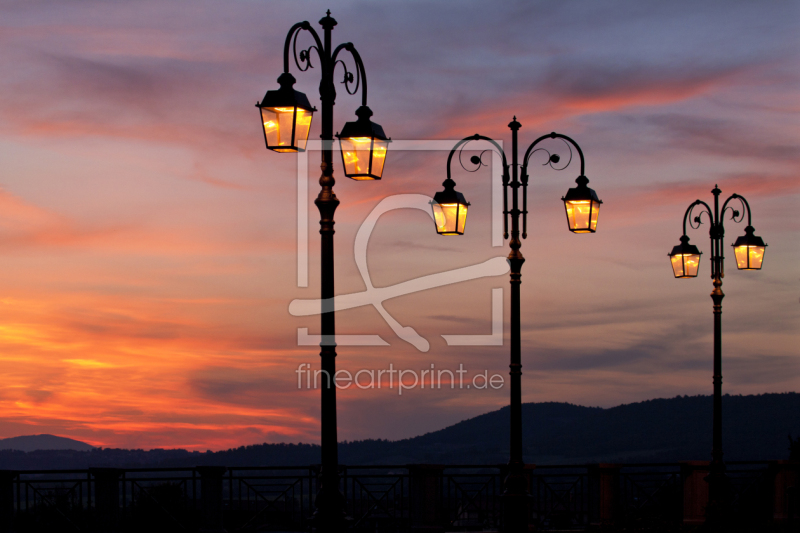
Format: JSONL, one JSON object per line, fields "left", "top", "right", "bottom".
{"left": 0, "top": 461, "right": 795, "bottom": 531}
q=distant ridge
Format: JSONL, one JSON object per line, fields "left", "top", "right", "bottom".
{"left": 0, "top": 394, "right": 796, "bottom": 469}
{"left": 0, "top": 434, "right": 95, "bottom": 452}
{"left": 353, "top": 393, "right": 800, "bottom": 465}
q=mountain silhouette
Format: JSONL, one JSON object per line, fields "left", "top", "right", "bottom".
{"left": 0, "top": 434, "right": 95, "bottom": 453}
{"left": 0, "top": 393, "right": 796, "bottom": 469}
{"left": 344, "top": 393, "right": 800, "bottom": 464}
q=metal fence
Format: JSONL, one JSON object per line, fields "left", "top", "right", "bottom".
{"left": 0, "top": 461, "right": 796, "bottom": 532}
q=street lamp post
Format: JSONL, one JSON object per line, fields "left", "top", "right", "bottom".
{"left": 256, "top": 11, "right": 390, "bottom": 531}
{"left": 668, "top": 185, "right": 766, "bottom": 530}
{"left": 432, "top": 118, "right": 601, "bottom": 532}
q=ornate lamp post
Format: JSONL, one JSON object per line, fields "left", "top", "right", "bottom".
{"left": 256, "top": 11, "right": 390, "bottom": 531}
{"left": 668, "top": 185, "right": 766, "bottom": 530}
{"left": 432, "top": 118, "right": 600, "bottom": 532}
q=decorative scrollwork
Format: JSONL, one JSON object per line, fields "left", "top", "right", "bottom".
{"left": 526, "top": 138, "right": 572, "bottom": 171}
{"left": 688, "top": 203, "right": 711, "bottom": 230}
{"left": 293, "top": 30, "right": 319, "bottom": 72}
{"left": 722, "top": 197, "right": 745, "bottom": 225}
{"left": 334, "top": 59, "right": 360, "bottom": 95}
{"left": 456, "top": 140, "right": 503, "bottom": 174}
{"left": 460, "top": 149, "right": 490, "bottom": 173}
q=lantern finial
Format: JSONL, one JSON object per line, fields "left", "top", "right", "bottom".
{"left": 277, "top": 72, "right": 296, "bottom": 90}
{"left": 355, "top": 105, "right": 373, "bottom": 120}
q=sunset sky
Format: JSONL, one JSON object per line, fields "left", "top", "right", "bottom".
{"left": 0, "top": 0, "right": 797, "bottom": 451}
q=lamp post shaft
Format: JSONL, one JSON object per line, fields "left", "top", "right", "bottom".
{"left": 503, "top": 118, "right": 528, "bottom": 533}
{"left": 706, "top": 186, "right": 727, "bottom": 530}
{"left": 313, "top": 11, "right": 346, "bottom": 532}
{"left": 509, "top": 119, "right": 524, "bottom": 466}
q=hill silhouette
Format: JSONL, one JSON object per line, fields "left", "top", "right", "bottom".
{"left": 355, "top": 393, "right": 800, "bottom": 464}
{"left": 0, "top": 393, "right": 796, "bottom": 469}
{"left": 0, "top": 434, "right": 95, "bottom": 452}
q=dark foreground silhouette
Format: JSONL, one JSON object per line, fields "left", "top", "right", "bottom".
{"left": 3, "top": 460, "right": 798, "bottom": 532}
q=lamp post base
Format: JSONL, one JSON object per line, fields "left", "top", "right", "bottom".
{"left": 311, "top": 481, "right": 352, "bottom": 533}
{"left": 501, "top": 465, "right": 530, "bottom": 533}
{"left": 704, "top": 466, "right": 730, "bottom": 533}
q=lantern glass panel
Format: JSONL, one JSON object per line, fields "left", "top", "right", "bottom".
{"left": 734, "top": 245, "right": 765, "bottom": 270}
{"left": 670, "top": 253, "right": 701, "bottom": 278}
{"left": 370, "top": 139, "right": 389, "bottom": 179}
{"left": 261, "top": 107, "right": 292, "bottom": 151}
{"left": 433, "top": 203, "right": 467, "bottom": 235}
{"left": 293, "top": 108, "right": 312, "bottom": 151}
{"left": 261, "top": 106, "right": 313, "bottom": 152}
{"left": 341, "top": 137, "right": 374, "bottom": 179}
{"left": 565, "top": 199, "right": 600, "bottom": 233}
{"left": 456, "top": 204, "right": 467, "bottom": 234}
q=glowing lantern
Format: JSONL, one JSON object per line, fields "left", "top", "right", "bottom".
{"left": 732, "top": 225, "right": 767, "bottom": 270}
{"left": 562, "top": 176, "right": 602, "bottom": 233}
{"left": 337, "top": 106, "right": 390, "bottom": 180}
{"left": 256, "top": 73, "right": 315, "bottom": 153}
{"left": 431, "top": 178, "right": 469, "bottom": 235}
{"left": 668, "top": 235, "right": 702, "bottom": 278}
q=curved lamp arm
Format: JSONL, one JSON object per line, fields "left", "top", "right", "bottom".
{"left": 522, "top": 132, "right": 585, "bottom": 177}
{"left": 282, "top": 22, "right": 324, "bottom": 74}
{"left": 681, "top": 199, "right": 714, "bottom": 278}
{"left": 445, "top": 134, "right": 510, "bottom": 236}
{"left": 331, "top": 43, "right": 368, "bottom": 106}
{"left": 519, "top": 132, "right": 586, "bottom": 239}
{"left": 445, "top": 134, "right": 509, "bottom": 181}
{"left": 720, "top": 193, "right": 752, "bottom": 278}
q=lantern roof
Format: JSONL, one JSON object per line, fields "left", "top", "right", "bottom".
{"left": 257, "top": 73, "right": 316, "bottom": 112}
{"left": 731, "top": 225, "right": 766, "bottom": 248}
{"left": 433, "top": 178, "right": 469, "bottom": 206}
{"left": 669, "top": 235, "right": 702, "bottom": 257}
{"left": 336, "top": 106, "right": 390, "bottom": 141}
{"left": 562, "top": 175, "right": 601, "bottom": 203}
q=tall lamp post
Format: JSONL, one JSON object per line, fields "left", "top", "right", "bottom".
{"left": 431, "top": 118, "right": 601, "bottom": 532}
{"left": 668, "top": 185, "right": 766, "bottom": 530}
{"left": 256, "top": 11, "right": 390, "bottom": 531}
